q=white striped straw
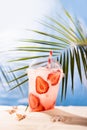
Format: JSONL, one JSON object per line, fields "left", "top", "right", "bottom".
{"left": 47, "top": 50, "right": 53, "bottom": 68}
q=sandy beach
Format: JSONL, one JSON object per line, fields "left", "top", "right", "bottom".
{"left": 0, "top": 106, "right": 87, "bottom": 130}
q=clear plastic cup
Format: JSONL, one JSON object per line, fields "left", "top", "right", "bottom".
{"left": 27, "top": 61, "right": 63, "bottom": 112}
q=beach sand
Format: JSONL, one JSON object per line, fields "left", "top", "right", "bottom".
{"left": 0, "top": 106, "right": 87, "bottom": 130}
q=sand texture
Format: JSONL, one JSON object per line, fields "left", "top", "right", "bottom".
{"left": 0, "top": 106, "right": 87, "bottom": 130}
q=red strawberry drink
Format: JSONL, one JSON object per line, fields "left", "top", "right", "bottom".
{"left": 28, "top": 51, "right": 63, "bottom": 112}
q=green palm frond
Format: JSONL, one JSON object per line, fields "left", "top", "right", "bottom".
{"left": 0, "top": 64, "right": 26, "bottom": 95}
{"left": 2, "top": 9, "right": 87, "bottom": 99}
{"left": 0, "top": 66, "right": 11, "bottom": 90}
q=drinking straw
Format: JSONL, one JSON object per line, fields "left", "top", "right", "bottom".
{"left": 47, "top": 50, "right": 53, "bottom": 68}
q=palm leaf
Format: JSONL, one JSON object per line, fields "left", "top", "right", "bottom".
{"left": 61, "top": 51, "right": 65, "bottom": 100}
{"left": 8, "top": 67, "right": 25, "bottom": 96}
{"left": 74, "top": 47, "right": 82, "bottom": 83}
{"left": 70, "top": 48, "right": 75, "bottom": 92}
{"left": 31, "top": 30, "right": 70, "bottom": 44}
{"left": 8, "top": 73, "right": 27, "bottom": 83}
{"left": 1, "top": 9, "right": 87, "bottom": 99}
{"left": 64, "top": 49, "right": 69, "bottom": 98}
{"left": 0, "top": 66, "right": 11, "bottom": 89}
{"left": 9, "top": 65, "right": 29, "bottom": 72}
{"left": 9, "top": 79, "right": 28, "bottom": 91}
{"left": 79, "top": 46, "right": 87, "bottom": 78}
{"left": 38, "top": 19, "right": 77, "bottom": 43}
{"left": 64, "top": 9, "right": 86, "bottom": 42}
{"left": 23, "top": 39, "right": 68, "bottom": 47}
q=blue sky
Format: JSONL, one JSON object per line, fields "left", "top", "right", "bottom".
{"left": 61, "top": 0, "right": 87, "bottom": 25}
{"left": 0, "top": 0, "right": 87, "bottom": 51}
{"left": 0, "top": 0, "right": 87, "bottom": 106}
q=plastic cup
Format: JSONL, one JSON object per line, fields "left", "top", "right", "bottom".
{"left": 27, "top": 62, "right": 63, "bottom": 112}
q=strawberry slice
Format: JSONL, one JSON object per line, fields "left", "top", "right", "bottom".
{"left": 29, "top": 93, "right": 40, "bottom": 109}
{"left": 47, "top": 70, "right": 61, "bottom": 86}
{"left": 36, "top": 76, "right": 49, "bottom": 94}
{"left": 32, "top": 104, "right": 45, "bottom": 112}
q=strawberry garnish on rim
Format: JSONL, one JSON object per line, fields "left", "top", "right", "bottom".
{"left": 29, "top": 93, "right": 40, "bottom": 109}
{"left": 47, "top": 70, "right": 61, "bottom": 86}
{"left": 36, "top": 76, "right": 49, "bottom": 94}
